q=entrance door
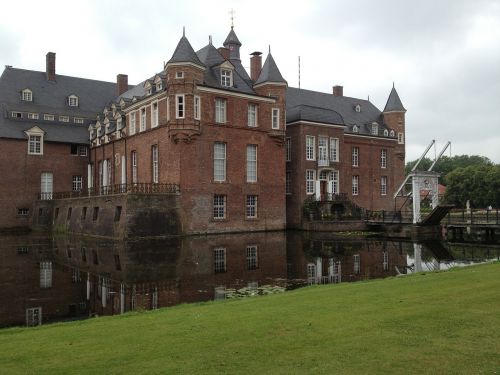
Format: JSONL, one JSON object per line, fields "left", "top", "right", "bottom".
{"left": 320, "top": 181, "right": 328, "bottom": 200}
{"left": 41, "top": 172, "right": 53, "bottom": 200}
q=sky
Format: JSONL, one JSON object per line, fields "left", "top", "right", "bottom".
{"left": 1, "top": 0, "right": 499, "bottom": 163}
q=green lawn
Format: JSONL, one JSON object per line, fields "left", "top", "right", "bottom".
{"left": 1, "top": 263, "right": 499, "bottom": 374}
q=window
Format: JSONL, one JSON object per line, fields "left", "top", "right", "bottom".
{"left": 17, "top": 208, "right": 29, "bottom": 216}
{"left": 354, "top": 254, "right": 360, "bottom": 274}
{"left": 355, "top": 104, "right": 361, "bottom": 113}
{"left": 81, "top": 207, "right": 87, "bottom": 220}
{"left": 12, "top": 111, "right": 22, "bottom": 118}
{"left": 318, "top": 137, "right": 328, "bottom": 165}
{"left": 131, "top": 151, "right": 137, "bottom": 183}
{"left": 246, "top": 246, "right": 258, "bottom": 270}
{"left": 246, "top": 195, "right": 258, "bottom": 218}
{"left": 352, "top": 147, "right": 359, "bottom": 167}
{"left": 381, "top": 176, "right": 387, "bottom": 196}
{"left": 398, "top": 132, "right": 404, "bottom": 144}
{"left": 156, "top": 82, "right": 162, "bottom": 91}
{"left": 213, "top": 195, "right": 226, "bottom": 219}
{"left": 72, "top": 176, "right": 83, "bottom": 191}
{"left": 380, "top": 149, "right": 387, "bottom": 168}
{"left": 78, "top": 145, "right": 88, "bottom": 156}
{"left": 306, "top": 135, "right": 315, "bottom": 160}
{"left": 390, "top": 130, "right": 395, "bottom": 137}
{"left": 22, "top": 89, "right": 32, "bottom": 102}
{"left": 68, "top": 95, "right": 78, "bottom": 107}
{"left": 176, "top": 71, "right": 184, "bottom": 79}
{"left": 74, "top": 117, "right": 84, "bottom": 124}
{"left": 146, "top": 87, "right": 152, "bottom": 96}
{"left": 286, "top": 171, "right": 291, "bottom": 194}
{"left": 28, "top": 113, "right": 39, "bottom": 120}
{"left": 352, "top": 175, "right": 359, "bottom": 196}
{"left": 59, "top": 116, "right": 69, "bottom": 122}
{"left": 329, "top": 138, "right": 339, "bottom": 162}
{"left": 286, "top": 137, "right": 291, "bottom": 162}
{"left": 331, "top": 170, "right": 339, "bottom": 194}
{"left": 130, "top": 112, "right": 136, "bottom": 135}
{"left": 28, "top": 135, "right": 42, "bottom": 155}
{"left": 214, "top": 248, "right": 226, "bottom": 273}
{"left": 152, "top": 102, "right": 159, "bottom": 128}
{"left": 107, "top": 159, "right": 112, "bottom": 186}
{"left": 306, "top": 170, "right": 315, "bottom": 195}
{"left": 246, "top": 145, "right": 257, "bottom": 182}
{"left": 176, "top": 95, "right": 185, "bottom": 119}
{"left": 40, "top": 261, "right": 52, "bottom": 288}
{"left": 152, "top": 145, "right": 159, "bottom": 183}
{"left": 26, "top": 307, "right": 42, "bottom": 327}
{"left": 371, "top": 123, "right": 378, "bottom": 135}
{"left": 221, "top": 69, "right": 232, "bottom": 87}
{"left": 383, "top": 251, "right": 389, "bottom": 271}
{"left": 114, "top": 206, "right": 122, "bottom": 222}
{"left": 353, "top": 125, "right": 358, "bottom": 133}
{"left": 213, "top": 143, "right": 226, "bottom": 182}
{"left": 140, "top": 108, "right": 146, "bottom": 131}
{"left": 215, "top": 98, "right": 227, "bottom": 123}
{"left": 247, "top": 104, "right": 257, "bottom": 127}
{"left": 272, "top": 108, "right": 280, "bottom": 129}
{"left": 384, "top": 129, "right": 389, "bottom": 136}
{"left": 194, "top": 96, "right": 201, "bottom": 120}
{"left": 92, "top": 207, "right": 99, "bottom": 221}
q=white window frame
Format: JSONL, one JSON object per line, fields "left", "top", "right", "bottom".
{"left": 246, "top": 245, "right": 258, "bottom": 270}
{"left": 68, "top": 95, "right": 79, "bottom": 107}
{"left": 246, "top": 195, "right": 258, "bottom": 219}
{"left": 381, "top": 176, "right": 387, "bottom": 196}
{"left": 398, "top": 132, "right": 404, "bottom": 144}
{"left": 286, "top": 137, "right": 291, "bottom": 162}
{"left": 129, "top": 112, "right": 136, "bottom": 135}
{"left": 213, "top": 195, "right": 226, "bottom": 220}
{"left": 40, "top": 261, "right": 52, "bottom": 288}
{"left": 329, "top": 137, "right": 339, "bottom": 162}
{"left": 194, "top": 95, "right": 201, "bottom": 120}
{"left": 152, "top": 145, "right": 159, "bottom": 183}
{"left": 214, "top": 247, "right": 226, "bottom": 272}
{"left": 156, "top": 82, "right": 162, "bottom": 91}
{"left": 331, "top": 170, "right": 339, "bottom": 195}
{"left": 28, "top": 113, "right": 39, "bottom": 120}
{"left": 22, "top": 89, "right": 32, "bottom": 102}
{"left": 248, "top": 104, "right": 257, "bottom": 127}
{"left": 372, "top": 124, "right": 378, "bottom": 135}
{"left": 151, "top": 102, "right": 159, "bottom": 128}
{"left": 78, "top": 145, "right": 88, "bottom": 156}
{"left": 140, "top": 107, "right": 146, "bottom": 131}
{"left": 11, "top": 111, "right": 22, "bottom": 118}
{"left": 352, "top": 147, "right": 359, "bottom": 167}
{"left": 306, "top": 170, "right": 315, "bottom": 195}
{"left": 306, "top": 135, "right": 315, "bottom": 161}
{"left": 318, "top": 136, "right": 328, "bottom": 164}
{"left": 131, "top": 151, "right": 137, "bottom": 183}
{"left": 176, "top": 94, "right": 185, "bottom": 119}
{"left": 72, "top": 175, "right": 83, "bottom": 191}
{"left": 176, "top": 71, "right": 184, "bottom": 79}
{"left": 74, "top": 117, "right": 84, "bottom": 124}
{"left": 353, "top": 125, "right": 358, "bottom": 133}
{"left": 26, "top": 307, "right": 42, "bottom": 327}
{"left": 215, "top": 98, "right": 227, "bottom": 124}
{"left": 390, "top": 130, "right": 395, "bottom": 137}
{"left": 352, "top": 175, "right": 359, "bottom": 196}
{"left": 380, "top": 149, "right": 387, "bottom": 168}
{"left": 28, "top": 134, "right": 43, "bottom": 155}
{"left": 221, "top": 69, "right": 232, "bottom": 87}
{"left": 272, "top": 108, "right": 280, "bottom": 129}
{"left": 246, "top": 145, "right": 257, "bottom": 183}
{"left": 213, "top": 142, "right": 226, "bottom": 182}
{"left": 59, "top": 115, "right": 69, "bottom": 122}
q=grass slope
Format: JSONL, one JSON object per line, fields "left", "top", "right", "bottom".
{"left": 1, "top": 263, "right": 499, "bottom": 374}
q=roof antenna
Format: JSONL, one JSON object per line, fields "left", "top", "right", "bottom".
{"left": 229, "top": 8, "right": 235, "bottom": 29}
{"left": 298, "top": 56, "right": 301, "bottom": 89}
{"left": 183, "top": 26, "right": 185, "bottom": 37}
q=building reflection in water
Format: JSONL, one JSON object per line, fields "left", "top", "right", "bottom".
{"left": 1, "top": 231, "right": 498, "bottom": 328}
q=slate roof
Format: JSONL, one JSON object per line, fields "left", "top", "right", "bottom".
{"left": 286, "top": 87, "right": 394, "bottom": 137}
{"left": 254, "top": 53, "right": 287, "bottom": 85}
{"left": 383, "top": 86, "right": 406, "bottom": 112}
{"left": 287, "top": 105, "right": 344, "bottom": 125}
{"left": 0, "top": 67, "right": 119, "bottom": 144}
{"left": 223, "top": 28, "right": 242, "bottom": 46}
{"left": 167, "top": 35, "right": 205, "bottom": 67}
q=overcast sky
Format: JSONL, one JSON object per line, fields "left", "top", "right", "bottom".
{"left": 1, "top": 0, "right": 499, "bottom": 163}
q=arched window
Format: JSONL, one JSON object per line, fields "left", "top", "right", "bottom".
{"left": 390, "top": 129, "right": 395, "bottom": 137}
{"left": 384, "top": 129, "right": 389, "bottom": 136}
{"left": 353, "top": 125, "right": 358, "bottom": 133}
{"left": 355, "top": 104, "right": 361, "bottom": 113}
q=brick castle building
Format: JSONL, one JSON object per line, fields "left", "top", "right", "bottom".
{"left": 0, "top": 27, "right": 406, "bottom": 234}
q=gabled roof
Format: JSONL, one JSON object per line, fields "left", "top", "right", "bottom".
{"left": 254, "top": 53, "right": 287, "bottom": 86}
{"left": 223, "top": 27, "right": 241, "bottom": 47}
{"left": 167, "top": 35, "right": 205, "bottom": 67}
{"left": 384, "top": 86, "right": 406, "bottom": 112}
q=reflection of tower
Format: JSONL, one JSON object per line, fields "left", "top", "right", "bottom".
{"left": 413, "top": 243, "right": 422, "bottom": 272}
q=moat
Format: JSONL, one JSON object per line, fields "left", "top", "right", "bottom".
{"left": 1, "top": 231, "right": 498, "bottom": 329}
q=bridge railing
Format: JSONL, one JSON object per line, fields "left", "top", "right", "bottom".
{"left": 38, "top": 183, "right": 180, "bottom": 200}
{"left": 445, "top": 208, "right": 499, "bottom": 225}
{"left": 364, "top": 210, "right": 413, "bottom": 224}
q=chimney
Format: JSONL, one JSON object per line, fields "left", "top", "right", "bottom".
{"left": 250, "top": 52, "right": 262, "bottom": 81}
{"left": 117, "top": 74, "right": 128, "bottom": 96}
{"left": 332, "top": 85, "right": 343, "bottom": 97}
{"left": 218, "top": 47, "right": 230, "bottom": 60}
{"left": 46, "top": 52, "right": 56, "bottom": 81}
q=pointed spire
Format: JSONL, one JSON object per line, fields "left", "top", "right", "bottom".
{"left": 223, "top": 27, "right": 242, "bottom": 61}
{"left": 167, "top": 33, "right": 205, "bottom": 67}
{"left": 254, "top": 52, "right": 287, "bottom": 86}
{"left": 384, "top": 85, "right": 406, "bottom": 112}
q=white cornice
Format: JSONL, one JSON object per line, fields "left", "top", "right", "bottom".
{"left": 253, "top": 81, "right": 288, "bottom": 89}
{"left": 286, "top": 121, "right": 345, "bottom": 129}
{"left": 197, "top": 86, "right": 276, "bottom": 103}
{"left": 344, "top": 133, "right": 397, "bottom": 142}
{"left": 165, "top": 62, "right": 206, "bottom": 71}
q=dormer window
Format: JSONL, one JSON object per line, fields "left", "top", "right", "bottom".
{"left": 68, "top": 95, "right": 79, "bottom": 107}
{"left": 146, "top": 88, "right": 152, "bottom": 95}
{"left": 25, "top": 126, "right": 45, "bottom": 155}
{"left": 371, "top": 123, "right": 378, "bottom": 135}
{"left": 384, "top": 129, "right": 389, "bottom": 136}
{"left": 22, "top": 89, "right": 33, "bottom": 102}
{"left": 353, "top": 125, "right": 359, "bottom": 133}
{"left": 11, "top": 111, "right": 22, "bottom": 118}
{"left": 59, "top": 116, "right": 69, "bottom": 123}
{"left": 355, "top": 104, "right": 361, "bottom": 113}
{"left": 221, "top": 69, "right": 233, "bottom": 87}
{"left": 390, "top": 129, "right": 395, "bottom": 137}
{"left": 176, "top": 71, "right": 184, "bottom": 79}
{"left": 156, "top": 82, "right": 162, "bottom": 91}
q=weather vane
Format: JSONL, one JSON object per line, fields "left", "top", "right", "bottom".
{"left": 229, "top": 8, "right": 235, "bottom": 28}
